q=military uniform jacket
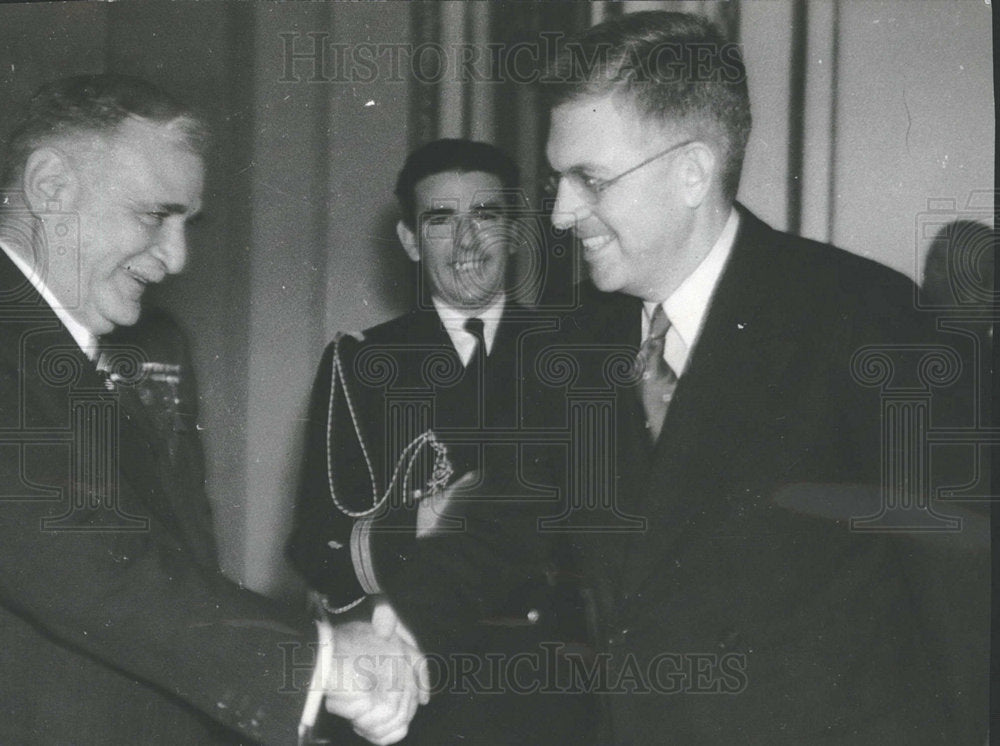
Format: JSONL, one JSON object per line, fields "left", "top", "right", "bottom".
{"left": 287, "top": 301, "right": 598, "bottom": 745}
{"left": 288, "top": 300, "right": 574, "bottom": 621}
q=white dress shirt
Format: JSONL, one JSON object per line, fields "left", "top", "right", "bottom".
{"left": 432, "top": 293, "right": 506, "bottom": 366}
{"left": 0, "top": 239, "right": 99, "bottom": 360}
{"left": 642, "top": 209, "right": 739, "bottom": 376}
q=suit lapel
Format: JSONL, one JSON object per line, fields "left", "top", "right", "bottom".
{"left": 420, "top": 307, "right": 457, "bottom": 351}
{"left": 620, "top": 210, "right": 806, "bottom": 594}
{"left": 1, "top": 252, "right": 181, "bottom": 537}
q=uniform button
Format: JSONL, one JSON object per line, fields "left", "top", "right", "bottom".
{"left": 608, "top": 627, "right": 630, "bottom": 646}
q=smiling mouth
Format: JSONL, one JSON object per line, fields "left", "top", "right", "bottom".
{"left": 451, "top": 256, "right": 488, "bottom": 273}
{"left": 580, "top": 235, "right": 614, "bottom": 256}
{"left": 123, "top": 267, "right": 161, "bottom": 290}
{"left": 128, "top": 271, "right": 148, "bottom": 284}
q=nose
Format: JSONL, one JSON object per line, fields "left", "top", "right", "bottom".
{"left": 549, "top": 178, "right": 589, "bottom": 232}
{"left": 154, "top": 221, "right": 188, "bottom": 275}
{"left": 455, "top": 215, "right": 483, "bottom": 250}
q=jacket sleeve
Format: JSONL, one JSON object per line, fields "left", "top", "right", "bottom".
{"left": 286, "top": 337, "right": 372, "bottom": 611}
{"left": 380, "top": 480, "right": 556, "bottom": 657}
{"left": 0, "top": 367, "right": 312, "bottom": 745}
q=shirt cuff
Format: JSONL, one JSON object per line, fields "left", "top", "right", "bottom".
{"left": 298, "top": 617, "right": 335, "bottom": 744}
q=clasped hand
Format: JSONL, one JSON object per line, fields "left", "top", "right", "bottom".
{"left": 324, "top": 599, "right": 430, "bottom": 745}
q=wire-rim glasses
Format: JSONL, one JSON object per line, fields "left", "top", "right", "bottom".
{"left": 545, "top": 139, "right": 696, "bottom": 204}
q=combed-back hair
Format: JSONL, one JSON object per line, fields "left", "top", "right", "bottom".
{"left": 1, "top": 73, "right": 208, "bottom": 186}
{"left": 395, "top": 138, "right": 520, "bottom": 229}
{"left": 545, "top": 11, "right": 751, "bottom": 201}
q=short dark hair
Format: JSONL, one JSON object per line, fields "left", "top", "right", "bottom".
{"left": 1, "top": 73, "right": 208, "bottom": 187}
{"left": 545, "top": 11, "right": 751, "bottom": 202}
{"left": 394, "top": 139, "right": 520, "bottom": 229}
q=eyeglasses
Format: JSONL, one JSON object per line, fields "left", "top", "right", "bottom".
{"left": 545, "top": 139, "right": 695, "bottom": 204}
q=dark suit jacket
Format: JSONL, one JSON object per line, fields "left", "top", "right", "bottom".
{"left": 287, "top": 302, "right": 595, "bottom": 744}
{"left": 0, "top": 250, "right": 311, "bottom": 745}
{"left": 380, "top": 207, "right": 989, "bottom": 744}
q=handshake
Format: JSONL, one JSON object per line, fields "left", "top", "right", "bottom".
{"left": 317, "top": 599, "right": 430, "bottom": 745}
{"left": 308, "top": 472, "right": 479, "bottom": 744}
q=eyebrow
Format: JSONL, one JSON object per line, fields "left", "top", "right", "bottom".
{"left": 549, "top": 155, "right": 607, "bottom": 173}
{"left": 563, "top": 164, "right": 604, "bottom": 178}
{"left": 150, "top": 202, "right": 204, "bottom": 223}
{"left": 423, "top": 207, "right": 458, "bottom": 217}
{"left": 159, "top": 203, "right": 195, "bottom": 215}
{"left": 422, "top": 200, "right": 506, "bottom": 215}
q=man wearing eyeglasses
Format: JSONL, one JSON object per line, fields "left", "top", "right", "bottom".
{"left": 287, "top": 138, "right": 593, "bottom": 744}
{"left": 378, "top": 12, "right": 987, "bottom": 745}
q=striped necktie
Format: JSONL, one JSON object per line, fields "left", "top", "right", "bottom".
{"left": 636, "top": 305, "right": 677, "bottom": 442}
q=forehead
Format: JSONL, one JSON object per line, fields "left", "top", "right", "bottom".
{"left": 546, "top": 94, "right": 660, "bottom": 170}
{"left": 81, "top": 118, "right": 205, "bottom": 208}
{"left": 413, "top": 170, "right": 504, "bottom": 210}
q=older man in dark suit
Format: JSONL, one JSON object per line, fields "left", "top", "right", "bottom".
{"left": 0, "top": 74, "right": 423, "bottom": 746}
{"left": 377, "top": 12, "right": 988, "bottom": 745}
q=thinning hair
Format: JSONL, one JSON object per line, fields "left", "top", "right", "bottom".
{"left": 545, "top": 11, "right": 751, "bottom": 202}
{"left": 1, "top": 73, "right": 208, "bottom": 187}
{"left": 394, "top": 138, "right": 520, "bottom": 229}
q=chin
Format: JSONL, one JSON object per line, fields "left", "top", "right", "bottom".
{"left": 106, "top": 304, "right": 142, "bottom": 330}
{"left": 451, "top": 285, "right": 500, "bottom": 309}
{"left": 455, "top": 297, "right": 489, "bottom": 311}
{"left": 587, "top": 271, "right": 619, "bottom": 293}
{"left": 83, "top": 317, "right": 116, "bottom": 337}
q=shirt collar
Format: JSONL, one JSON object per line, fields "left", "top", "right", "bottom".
{"left": 432, "top": 293, "right": 506, "bottom": 365}
{"left": 643, "top": 208, "right": 739, "bottom": 373}
{"left": 0, "top": 239, "right": 100, "bottom": 360}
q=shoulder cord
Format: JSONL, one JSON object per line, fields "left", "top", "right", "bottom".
{"left": 325, "top": 336, "right": 454, "bottom": 519}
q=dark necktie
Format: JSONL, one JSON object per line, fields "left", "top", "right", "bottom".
{"left": 636, "top": 305, "right": 677, "bottom": 442}
{"left": 463, "top": 316, "right": 485, "bottom": 371}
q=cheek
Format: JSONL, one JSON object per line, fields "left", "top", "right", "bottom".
{"left": 423, "top": 242, "right": 454, "bottom": 271}
{"left": 81, "top": 218, "right": 148, "bottom": 270}
{"left": 479, "top": 222, "right": 511, "bottom": 250}
{"left": 613, "top": 209, "right": 664, "bottom": 254}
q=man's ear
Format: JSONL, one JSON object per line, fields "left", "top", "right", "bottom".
{"left": 678, "top": 142, "right": 716, "bottom": 209}
{"left": 22, "top": 147, "right": 78, "bottom": 216}
{"left": 396, "top": 220, "right": 421, "bottom": 262}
